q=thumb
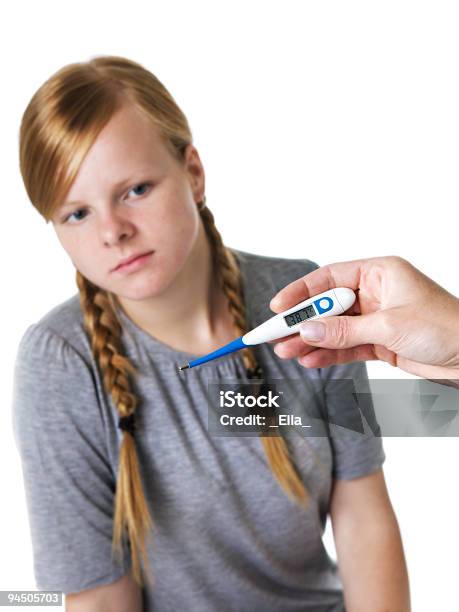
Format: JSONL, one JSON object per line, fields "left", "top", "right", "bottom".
{"left": 298, "top": 311, "right": 386, "bottom": 349}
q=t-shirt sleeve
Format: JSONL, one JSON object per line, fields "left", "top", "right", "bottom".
{"left": 320, "top": 359, "right": 386, "bottom": 481}
{"left": 11, "top": 323, "right": 131, "bottom": 594}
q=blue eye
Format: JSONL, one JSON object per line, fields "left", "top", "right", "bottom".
{"left": 63, "top": 182, "right": 152, "bottom": 224}
{"left": 127, "top": 182, "right": 151, "bottom": 197}
{"left": 65, "top": 209, "right": 88, "bottom": 224}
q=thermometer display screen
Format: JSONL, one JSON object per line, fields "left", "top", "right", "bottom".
{"left": 284, "top": 304, "right": 316, "bottom": 327}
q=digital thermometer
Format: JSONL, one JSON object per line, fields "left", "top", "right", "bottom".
{"left": 179, "top": 288, "right": 356, "bottom": 371}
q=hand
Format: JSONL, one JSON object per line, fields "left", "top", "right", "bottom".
{"left": 270, "top": 256, "right": 459, "bottom": 381}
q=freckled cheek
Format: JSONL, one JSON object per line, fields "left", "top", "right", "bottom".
{"left": 59, "top": 235, "right": 82, "bottom": 262}
{"left": 154, "top": 211, "right": 198, "bottom": 269}
{"left": 62, "top": 233, "right": 97, "bottom": 272}
{"left": 156, "top": 202, "right": 197, "bottom": 241}
{"left": 176, "top": 213, "right": 198, "bottom": 254}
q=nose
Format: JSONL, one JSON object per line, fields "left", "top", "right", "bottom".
{"left": 98, "top": 206, "right": 134, "bottom": 246}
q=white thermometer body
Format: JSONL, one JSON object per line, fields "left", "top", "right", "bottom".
{"left": 179, "top": 288, "right": 356, "bottom": 370}
{"left": 243, "top": 288, "right": 355, "bottom": 345}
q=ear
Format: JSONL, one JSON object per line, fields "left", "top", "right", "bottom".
{"left": 184, "top": 144, "right": 205, "bottom": 202}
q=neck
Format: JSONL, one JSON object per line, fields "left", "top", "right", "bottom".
{"left": 115, "top": 221, "right": 236, "bottom": 354}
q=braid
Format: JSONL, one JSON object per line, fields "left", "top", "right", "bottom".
{"left": 76, "top": 271, "right": 154, "bottom": 589}
{"left": 199, "top": 199, "right": 309, "bottom": 509}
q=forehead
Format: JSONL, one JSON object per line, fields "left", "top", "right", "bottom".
{"left": 64, "top": 104, "right": 171, "bottom": 202}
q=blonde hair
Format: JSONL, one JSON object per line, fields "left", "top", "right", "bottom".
{"left": 19, "top": 55, "right": 309, "bottom": 589}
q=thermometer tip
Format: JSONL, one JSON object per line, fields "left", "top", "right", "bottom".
{"left": 179, "top": 363, "right": 190, "bottom": 371}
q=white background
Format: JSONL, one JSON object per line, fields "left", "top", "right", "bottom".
{"left": 1, "top": 1, "right": 458, "bottom": 610}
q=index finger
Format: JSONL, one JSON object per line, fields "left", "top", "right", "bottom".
{"left": 269, "top": 258, "right": 369, "bottom": 313}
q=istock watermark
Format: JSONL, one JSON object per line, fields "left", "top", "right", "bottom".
{"left": 217, "top": 386, "right": 309, "bottom": 431}
{"left": 207, "top": 378, "right": 459, "bottom": 438}
{"left": 219, "top": 389, "right": 281, "bottom": 408}
{"left": 209, "top": 379, "right": 335, "bottom": 437}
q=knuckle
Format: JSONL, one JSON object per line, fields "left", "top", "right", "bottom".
{"left": 387, "top": 255, "right": 410, "bottom": 269}
{"left": 329, "top": 316, "right": 350, "bottom": 348}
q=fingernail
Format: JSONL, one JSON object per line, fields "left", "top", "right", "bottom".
{"left": 299, "top": 321, "right": 325, "bottom": 341}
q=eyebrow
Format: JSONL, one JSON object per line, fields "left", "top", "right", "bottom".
{"left": 60, "top": 173, "right": 153, "bottom": 209}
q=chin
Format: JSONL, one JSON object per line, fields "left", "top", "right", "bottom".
{"left": 113, "top": 274, "right": 177, "bottom": 301}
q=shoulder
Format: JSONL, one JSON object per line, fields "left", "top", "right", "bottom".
{"left": 15, "top": 293, "right": 93, "bottom": 371}
{"left": 12, "top": 295, "right": 111, "bottom": 448}
{"left": 231, "top": 248, "right": 320, "bottom": 324}
{"left": 232, "top": 248, "right": 320, "bottom": 289}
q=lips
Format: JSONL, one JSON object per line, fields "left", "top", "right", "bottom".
{"left": 113, "top": 251, "right": 154, "bottom": 272}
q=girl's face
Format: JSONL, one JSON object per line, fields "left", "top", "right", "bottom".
{"left": 51, "top": 102, "right": 205, "bottom": 301}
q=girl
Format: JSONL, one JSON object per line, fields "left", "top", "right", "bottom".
{"left": 13, "top": 55, "right": 410, "bottom": 611}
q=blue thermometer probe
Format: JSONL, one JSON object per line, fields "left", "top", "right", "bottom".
{"left": 178, "top": 287, "right": 356, "bottom": 371}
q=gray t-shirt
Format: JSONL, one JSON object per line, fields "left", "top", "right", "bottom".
{"left": 12, "top": 249, "right": 385, "bottom": 611}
